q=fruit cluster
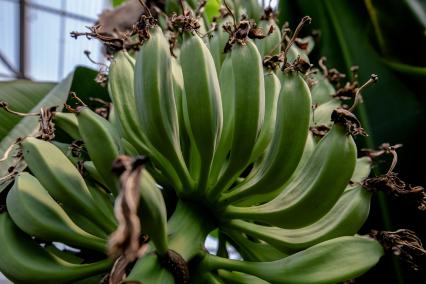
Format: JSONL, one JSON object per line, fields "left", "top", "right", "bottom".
{"left": 0, "top": 1, "right": 395, "bottom": 283}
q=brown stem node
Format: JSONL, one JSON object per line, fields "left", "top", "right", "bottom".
{"left": 158, "top": 250, "right": 190, "bottom": 284}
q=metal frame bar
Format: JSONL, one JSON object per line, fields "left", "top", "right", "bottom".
{"left": 1, "top": 0, "right": 97, "bottom": 23}
{"left": 0, "top": 51, "right": 21, "bottom": 78}
{"left": 18, "top": 0, "right": 27, "bottom": 79}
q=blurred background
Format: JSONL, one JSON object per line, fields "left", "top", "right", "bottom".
{"left": 0, "top": 0, "right": 425, "bottom": 283}
{"left": 0, "top": 0, "right": 110, "bottom": 82}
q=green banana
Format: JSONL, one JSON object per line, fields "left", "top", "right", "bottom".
{"left": 285, "top": 45, "right": 310, "bottom": 67}
{"left": 351, "top": 156, "right": 372, "bottom": 184}
{"left": 65, "top": 209, "right": 109, "bottom": 239}
{"left": 225, "top": 230, "right": 288, "bottom": 262}
{"left": 311, "top": 98, "right": 341, "bottom": 127}
{"left": 224, "top": 185, "right": 372, "bottom": 252}
{"left": 208, "top": 54, "right": 235, "bottom": 186}
{"left": 220, "top": 71, "right": 311, "bottom": 205}
{"left": 138, "top": 169, "right": 169, "bottom": 255}
{"left": 108, "top": 51, "right": 150, "bottom": 154}
{"left": 53, "top": 112, "right": 80, "bottom": 140}
{"left": 44, "top": 245, "right": 84, "bottom": 264}
{"left": 77, "top": 107, "right": 123, "bottom": 195}
{"left": 86, "top": 181, "right": 115, "bottom": 222}
{"left": 198, "top": 236, "right": 384, "bottom": 284}
{"left": 310, "top": 72, "right": 336, "bottom": 105}
{"left": 0, "top": 213, "right": 112, "bottom": 284}
{"left": 224, "top": 123, "right": 357, "bottom": 228}
{"left": 255, "top": 17, "right": 282, "bottom": 58}
{"left": 21, "top": 137, "right": 116, "bottom": 233}
{"left": 209, "top": 40, "right": 264, "bottom": 198}
{"left": 7, "top": 173, "right": 107, "bottom": 252}
{"left": 241, "top": 0, "right": 262, "bottom": 21}
{"left": 195, "top": 272, "right": 225, "bottom": 284}
{"left": 249, "top": 69, "right": 280, "bottom": 163}
{"left": 209, "top": 18, "right": 230, "bottom": 75}
{"left": 181, "top": 31, "right": 223, "bottom": 192}
{"left": 218, "top": 270, "right": 269, "bottom": 284}
{"left": 50, "top": 141, "right": 83, "bottom": 166}
{"left": 121, "top": 137, "right": 139, "bottom": 156}
{"left": 83, "top": 160, "right": 108, "bottom": 188}
{"left": 108, "top": 104, "right": 121, "bottom": 134}
{"left": 171, "top": 56, "right": 189, "bottom": 161}
{"left": 235, "top": 132, "right": 316, "bottom": 207}
{"left": 135, "top": 26, "right": 191, "bottom": 193}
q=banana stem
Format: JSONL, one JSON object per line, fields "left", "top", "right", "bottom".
{"left": 198, "top": 253, "right": 250, "bottom": 273}
{"left": 167, "top": 201, "right": 214, "bottom": 261}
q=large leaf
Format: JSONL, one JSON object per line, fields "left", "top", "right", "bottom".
{"left": 363, "top": 0, "right": 426, "bottom": 68}
{"left": 0, "top": 75, "right": 72, "bottom": 193}
{"left": 0, "top": 81, "right": 55, "bottom": 138}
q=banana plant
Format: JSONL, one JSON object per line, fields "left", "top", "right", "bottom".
{"left": 0, "top": 1, "right": 424, "bottom": 283}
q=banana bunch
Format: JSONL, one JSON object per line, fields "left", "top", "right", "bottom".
{"left": 0, "top": 1, "right": 390, "bottom": 283}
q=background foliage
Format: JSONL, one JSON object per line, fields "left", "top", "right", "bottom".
{"left": 279, "top": 1, "right": 426, "bottom": 283}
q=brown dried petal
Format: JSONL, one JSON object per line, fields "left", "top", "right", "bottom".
{"left": 248, "top": 27, "right": 266, "bottom": 39}
{"left": 370, "top": 229, "right": 426, "bottom": 270}
{"left": 38, "top": 107, "right": 56, "bottom": 141}
{"left": 363, "top": 172, "right": 426, "bottom": 211}
{"left": 108, "top": 156, "right": 148, "bottom": 262}
{"left": 331, "top": 108, "right": 367, "bottom": 136}
{"left": 310, "top": 124, "right": 331, "bottom": 138}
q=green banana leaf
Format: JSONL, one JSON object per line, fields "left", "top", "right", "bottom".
{"left": 363, "top": 0, "right": 426, "bottom": 71}
{"left": 0, "top": 67, "right": 109, "bottom": 193}
{"left": 0, "top": 81, "right": 55, "bottom": 138}
{"left": 112, "top": 0, "right": 126, "bottom": 7}
{"left": 205, "top": 0, "right": 221, "bottom": 22}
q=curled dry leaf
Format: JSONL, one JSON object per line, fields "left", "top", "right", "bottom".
{"left": 109, "top": 156, "right": 148, "bottom": 261}
{"left": 370, "top": 229, "right": 426, "bottom": 270}
{"left": 363, "top": 172, "right": 426, "bottom": 211}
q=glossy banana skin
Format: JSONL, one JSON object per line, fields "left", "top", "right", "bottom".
{"left": 77, "top": 107, "right": 122, "bottom": 196}
{"left": 224, "top": 185, "right": 372, "bottom": 252}
{"left": 255, "top": 19, "right": 281, "bottom": 58}
{"left": 53, "top": 112, "right": 80, "bottom": 140}
{"left": 218, "top": 270, "right": 269, "bottom": 284}
{"left": 249, "top": 69, "right": 280, "bottom": 163}
{"left": 220, "top": 71, "right": 311, "bottom": 205}
{"left": 0, "top": 213, "right": 112, "bottom": 284}
{"left": 7, "top": 173, "right": 107, "bottom": 252}
{"left": 224, "top": 230, "right": 288, "bottom": 262}
{"left": 208, "top": 54, "right": 235, "bottom": 186}
{"left": 135, "top": 26, "right": 191, "bottom": 193}
{"left": 209, "top": 19, "right": 230, "bottom": 75}
{"left": 181, "top": 32, "right": 223, "bottom": 192}
{"left": 21, "top": 137, "right": 116, "bottom": 233}
{"left": 108, "top": 51, "right": 149, "bottom": 154}
{"left": 199, "top": 236, "right": 383, "bottom": 284}
{"left": 209, "top": 40, "right": 265, "bottom": 198}
{"left": 224, "top": 123, "right": 357, "bottom": 229}
{"left": 138, "top": 170, "right": 169, "bottom": 255}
